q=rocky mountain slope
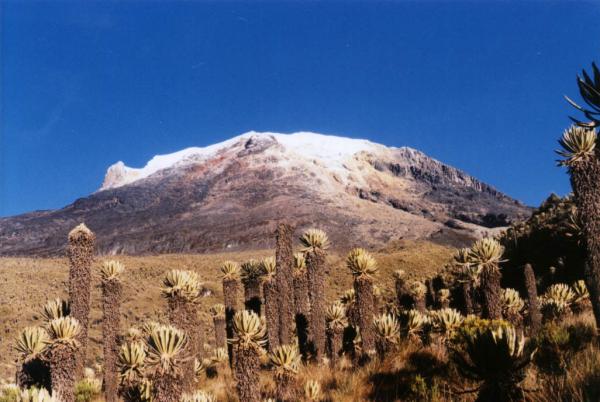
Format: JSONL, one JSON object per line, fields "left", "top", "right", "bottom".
{"left": 0, "top": 132, "right": 531, "bottom": 256}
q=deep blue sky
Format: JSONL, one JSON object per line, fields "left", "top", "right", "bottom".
{"left": 2, "top": 1, "right": 600, "bottom": 217}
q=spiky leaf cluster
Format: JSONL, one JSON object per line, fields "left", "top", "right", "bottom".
{"left": 124, "top": 327, "right": 144, "bottom": 343}
{"left": 339, "top": 289, "right": 355, "bottom": 305}
{"left": 544, "top": 283, "right": 575, "bottom": 305}
{"left": 100, "top": 260, "right": 125, "bottom": 281}
{"left": 230, "top": 310, "right": 267, "bottom": 348}
{"left": 220, "top": 261, "right": 240, "bottom": 280}
{"left": 161, "top": 270, "right": 201, "bottom": 301}
{"left": 299, "top": 229, "right": 330, "bottom": 252}
{"left": 119, "top": 341, "right": 146, "bottom": 384}
{"left": 408, "top": 281, "right": 427, "bottom": 299}
{"left": 438, "top": 289, "right": 451, "bottom": 304}
{"left": 145, "top": 325, "right": 187, "bottom": 373}
{"left": 556, "top": 125, "right": 597, "bottom": 166}
{"left": 565, "top": 62, "right": 600, "bottom": 127}
{"left": 261, "top": 256, "right": 277, "bottom": 279}
{"left": 346, "top": 248, "right": 378, "bottom": 278}
{"left": 392, "top": 269, "right": 405, "bottom": 280}
{"left": 469, "top": 238, "right": 505, "bottom": 269}
{"left": 432, "top": 308, "right": 464, "bottom": 336}
{"left": 304, "top": 380, "right": 322, "bottom": 401}
{"left": 293, "top": 252, "right": 306, "bottom": 272}
{"left": 501, "top": 288, "right": 525, "bottom": 314}
{"left": 47, "top": 317, "right": 81, "bottom": 346}
{"left": 209, "top": 304, "right": 226, "bottom": 319}
{"left": 240, "top": 260, "right": 265, "bottom": 284}
{"left": 400, "top": 309, "right": 429, "bottom": 338}
{"left": 572, "top": 280, "right": 589, "bottom": 303}
{"left": 41, "top": 298, "right": 70, "bottom": 322}
{"left": 209, "top": 347, "right": 228, "bottom": 366}
{"left": 373, "top": 313, "right": 400, "bottom": 342}
{"left": 15, "top": 327, "right": 49, "bottom": 360}
{"left": 269, "top": 344, "right": 301, "bottom": 377}
{"left": 19, "top": 387, "right": 59, "bottom": 402}
{"left": 325, "top": 302, "right": 348, "bottom": 330}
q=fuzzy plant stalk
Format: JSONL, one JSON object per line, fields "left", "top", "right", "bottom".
{"left": 469, "top": 238, "right": 505, "bottom": 320}
{"left": 325, "top": 303, "right": 347, "bottom": 367}
{"left": 221, "top": 261, "right": 242, "bottom": 366}
{"left": 409, "top": 281, "right": 428, "bottom": 314}
{"left": 426, "top": 279, "right": 436, "bottom": 308}
{"left": 347, "top": 248, "right": 378, "bottom": 357}
{"left": 557, "top": 123, "right": 600, "bottom": 335}
{"left": 162, "top": 270, "right": 202, "bottom": 392}
{"left": 209, "top": 304, "right": 227, "bottom": 349}
{"left": 241, "top": 260, "right": 264, "bottom": 316}
{"left": 45, "top": 317, "right": 82, "bottom": 402}
{"left": 100, "top": 261, "right": 125, "bottom": 402}
{"left": 270, "top": 344, "right": 300, "bottom": 402}
{"left": 275, "top": 223, "right": 296, "bottom": 345}
{"left": 146, "top": 325, "right": 187, "bottom": 402}
{"left": 66, "top": 223, "right": 95, "bottom": 378}
{"left": 15, "top": 326, "right": 51, "bottom": 389}
{"left": 393, "top": 270, "right": 408, "bottom": 311}
{"left": 300, "top": 229, "right": 330, "bottom": 362}
{"left": 293, "top": 252, "right": 310, "bottom": 359}
{"left": 523, "top": 263, "right": 542, "bottom": 334}
{"left": 262, "top": 257, "right": 280, "bottom": 352}
{"left": 231, "top": 310, "right": 267, "bottom": 402}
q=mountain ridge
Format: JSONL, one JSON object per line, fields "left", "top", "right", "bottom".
{"left": 0, "top": 131, "right": 531, "bottom": 256}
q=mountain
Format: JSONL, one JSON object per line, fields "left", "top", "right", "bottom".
{"left": 0, "top": 131, "right": 531, "bottom": 256}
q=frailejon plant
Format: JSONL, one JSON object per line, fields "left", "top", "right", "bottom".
{"left": 275, "top": 223, "right": 296, "bottom": 345}
{"left": 469, "top": 238, "right": 505, "bottom": 320}
{"left": 145, "top": 324, "right": 188, "bottom": 402}
{"left": 230, "top": 310, "right": 267, "bottom": 402}
{"left": 304, "top": 379, "right": 322, "bottom": 402}
{"left": 293, "top": 252, "right": 310, "bottom": 359}
{"left": 399, "top": 309, "right": 429, "bottom": 342}
{"left": 209, "top": 304, "right": 227, "bottom": 349}
{"left": 325, "top": 302, "right": 348, "bottom": 366}
{"left": 221, "top": 261, "right": 242, "bottom": 366}
{"left": 118, "top": 340, "right": 147, "bottom": 401}
{"left": 41, "top": 299, "right": 70, "bottom": 322}
{"left": 269, "top": 344, "right": 301, "bottom": 402}
{"left": 541, "top": 283, "right": 575, "bottom": 320}
{"left": 241, "top": 260, "right": 264, "bottom": 315}
{"left": 300, "top": 229, "right": 330, "bottom": 362}
{"left": 44, "top": 316, "right": 82, "bottom": 402}
{"left": 100, "top": 260, "right": 125, "bottom": 402}
{"left": 500, "top": 288, "right": 525, "bottom": 327}
{"left": 18, "top": 387, "right": 59, "bottom": 402}
{"left": 66, "top": 223, "right": 95, "bottom": 379}
{"left": 373, "top": 313, "right": 399, "bottom": 360}
{"left": 438, "top": 289, "right": 451, "bottom": 309}
{"left": 431, "top": 308, "right": 464, "bottom": 342}
{"left": 161, "top": 269, "right": 202, "bottom": 391}
{"left": 523, "top": 263, "right": 542, "bottom": 334}
{"left": 392, "top": 269, "right": 409, "bottom": 311}
{"left": 556, "top": 93, "right": 600, "bottom": 335}
{"left": 453, "top": 248, "right": 482, "bottom": 315}
{"left": 572, "top": 279, "right": 590, "bottom": 313}
{"left": 408, "top": 281, "right": 427, "bottom": 313}
{"left": 15, "top": 327, "right": 50, "bottom": 390}
{"left": 261, "top": 256, "right": 280, "bottom": 352}
{"left": 347, "top": 248, "right": 378, "bottom": 357}
{"left": 451, "top": 325, "right": 536, "bottom": 402}
{"left": 180, "top": 390, "right": 217, "bottom": 402}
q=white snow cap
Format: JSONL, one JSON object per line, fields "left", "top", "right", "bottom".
{"left": 100, "top": 131, "right": 383, "bottom": 190}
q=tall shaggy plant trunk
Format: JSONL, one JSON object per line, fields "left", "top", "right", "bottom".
{"left": 67, "top": 225, "right": 95, "bottom": 378}
{"left": 223, "top": 278, "right": 241, "bottom": 366}
{"left": 523, "top": 263, "right": 542, "bottom": 334}
{"left": 275, "top": 223, "right": 295, "bottom": 344}
{"left": 234, "top": 346, "right": 261, "bottom": 402}
{"left": 263, "top": 278, "right": 280, "bottom": 353}
{"left": 461, "top": 282, "right": 474, "bottom": 315}
{"left": 213, "top": 316, "right": 227, "bottom": 349}
{"left": 414, "top": 295, "right": 426, "bottom": 313}
{"left": 480, "top": 266, "right": 502, "bottom": 320}
{"left": 569, "top": 157, "right": 600, "bottom": 336}
{"left": 326, "top": 326, "right": 343, "bottom": 367}
{"left": 354, "top": 277, "right": 375, "bottom": 356}
{"left": 275, "top": 372, "right": 297, "bottom": 402}
{"left": 47, "top": 345, "right": 78, "bottom": 402}
{"left": 152, "top": 371, "right": 183, "bottom": 402}
{"left": 102, "top": 277, "right": 122, "bottom": 402}
{"left": 294, "top": 269, "right": 310, "bottom": 360}
{"left": 306, "top": 250, "right": 327, "bottom": 361}
{"left": 167, "top": 296, "right": 200, "bottom": 392}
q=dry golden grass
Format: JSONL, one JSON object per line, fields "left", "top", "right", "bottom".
{"left": 0, "top": 240, "right": 454, "bottom": 381}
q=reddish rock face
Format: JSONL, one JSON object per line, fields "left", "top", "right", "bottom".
{"left": 0, "top": 132, "right": 530, "bottom": 256}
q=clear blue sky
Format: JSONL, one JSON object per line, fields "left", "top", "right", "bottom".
{"left": 2, "top": 1, "right": 600, "bottom": 217}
